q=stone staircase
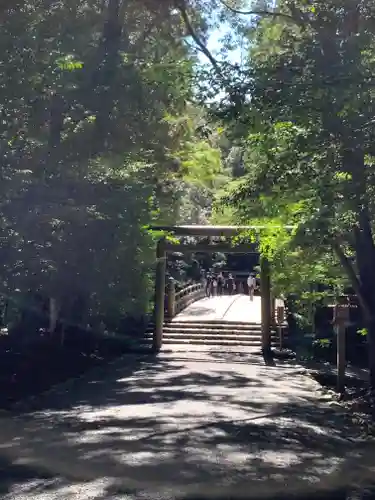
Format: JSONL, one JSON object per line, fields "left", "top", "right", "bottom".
{"left": 144, "top": 320, "right": 283, "bottom": 350}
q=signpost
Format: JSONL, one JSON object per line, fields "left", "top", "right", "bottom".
{"left": 333, "top": 299, "right": 350, "bottom": 393}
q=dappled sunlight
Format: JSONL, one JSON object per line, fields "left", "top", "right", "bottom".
{"left": 173, "top": 304, "right": 217, "bottom": 319}
{"left": 0, "top": 352, "right": 372, "bottom": 499}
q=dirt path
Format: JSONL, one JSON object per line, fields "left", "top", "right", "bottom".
{"left": 0, "top": 351, "right": 372, "bottom": 499}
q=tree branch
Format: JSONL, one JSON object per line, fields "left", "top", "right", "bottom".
{"left": 218, "top": 0, "right": 307, "bottom": 26}
{"left": 0, "top": 0, "right": 25, "bottom": 20}
{"left": 173, "top": 0, "right": 252, "bottom": 114}
{"left": 174, "top": 0, "right": 223, "bottom": 76}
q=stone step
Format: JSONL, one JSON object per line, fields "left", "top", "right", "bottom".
{"left": 150, "top": 320, "right": 263, "bottom": 327}
{"left": 155, "top": 327, "right": 262, "bottom": 335}
{"left": 138, "top": 337, "right": 282, "bottom": 349}
{"left": 145, "top": 334, "right": 270, "bottom": 342}
{"left": 148, "top": 321, "right": 287, "bottom": 330}
{"left": 145, "top": 332, "right": 261, "bottom": 341}
{"left": 143, "top": 316, "right": 287, "bottom": 350}
{"left": 145, "top": 327, "right": 286, "bottom": 338}
{"left": 164, "top": 321, "right": 262, "bottom": 331}
{"left": 146, "top": 324, "right": 262, "bottom": 335}
{"left": 159, "top": 346, "right": 265, "bottom": 354}
{"left": 139, "top": 341, "right": 281, "bottom": 349}
{"left": 161, "top": 338, "right": 263, "bottom": 346}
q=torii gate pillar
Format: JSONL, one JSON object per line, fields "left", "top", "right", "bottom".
{"left": 153, "top": 237, "right": 166, "bottom": 351}
{"left": 260, "top": 255, "right": 272, "bottom": 353}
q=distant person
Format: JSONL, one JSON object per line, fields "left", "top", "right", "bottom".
{"left": 227, "top": 273, "right": 235, "bottom": 295}
{"left": 217, "top": 272, "right": 225, "bottom": 296}
{"left": 212, "top": 275, "right": 218, "bottom": 296}
{"left": 247, "top": 273, "right": 256, "bottom": 301}
{"left": 205, "top": 272, "right": 212, "bottom": 297}
{"left": 200, "top": 268, "right": 205, "bottom": 283}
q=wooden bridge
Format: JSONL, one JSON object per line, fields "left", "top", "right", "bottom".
{"left": 148, "top": 225, "right": 286, "bottom": 352}
{"left": 147, "top": 282, "right": 286, "bottom": 352}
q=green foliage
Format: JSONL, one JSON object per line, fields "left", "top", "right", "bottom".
{"left": 0, "top": 0, "right": 218, "bottom": 331}
{"left": 208, "top": 0, "right": 375, "bottom": 324}
{"left": 313, "top": 338, "right": 331, "bottom": 348}
{"left": 358, "top": 328, "right": 368, "bottom": 337}
{"left": 162, "top": 106, "right": 227, "bottom": 224}
{"left": 56, "top": 55, "right": 84, "bottom": 71}
{"left": 178, "top": 140, "right": 222, "bottom": 186}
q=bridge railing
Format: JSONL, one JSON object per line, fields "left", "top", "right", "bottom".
{"left": 165, "top": 281, "right": 205, "bottom": 319}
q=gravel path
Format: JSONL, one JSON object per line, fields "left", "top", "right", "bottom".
{"left": 0, "top": 350, "right": 372, "bottom": 499}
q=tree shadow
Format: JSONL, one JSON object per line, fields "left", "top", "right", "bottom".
{"left": 0, "top": 352, "right": 373, "bottom": 499}
{"left": 174, "top": 304, "right": 218, "bottom": 319}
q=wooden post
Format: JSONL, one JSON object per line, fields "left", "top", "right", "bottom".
{"left": 277, "top": 305, "right": 285, "bottom": 350}
{"left": 153, "top": 237, "right": 166, "bottom": 352}
{"left": 167, "top": 277, "right": 176, "bottom": 319}
{"left": 271, "top": 295, "right": 276, "bottom": 327}
{"left": 337, "top": 323, "right": 346, "bottom": 393}
{"left": 260, "top": 255, "right": 272, "bottom": 353}
{"left": 334, "top": 302, "right": 348, "bottom": 394}
{"left": 333, "top": 298, "right": 350, "bottom": 393}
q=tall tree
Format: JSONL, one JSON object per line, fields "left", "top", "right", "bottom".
{"left": 211, "top": 0, "right": 375, "bottom": 389}
{"left": 0, "top": 0, "right": 221, "bottom": 332}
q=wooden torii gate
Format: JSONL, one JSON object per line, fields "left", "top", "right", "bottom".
{"left": 149, "top": 225, "right": 273, "bottom": 352}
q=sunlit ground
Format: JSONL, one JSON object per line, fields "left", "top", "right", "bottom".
{"left": 0, "top": 349, "right": 372, "bottom": 499}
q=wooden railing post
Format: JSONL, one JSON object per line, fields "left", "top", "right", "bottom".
{"left": 153, "top": 237, "right": 166, "bottom": 352}
{"left": 174, "top": 282, "right": 204, "bottom": 316}
{"left": 167, "top": 277, "right": 176, "bottom": 318}
{"left": 271, "top": 295, "right": 276, "bottom": 327}
{"left": 276, "top": 304, "right": 285, "bottom": 349}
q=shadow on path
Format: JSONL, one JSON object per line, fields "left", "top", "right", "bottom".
{"left": 0, "top": 352, "right": 373, "bottom": 499}
{"left": 174, "top": 304, "right": 217, "bottom": 319}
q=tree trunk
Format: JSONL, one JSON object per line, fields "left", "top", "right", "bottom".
{"left": 48, "top": 94, "right": 65, "bottom": 150}
{"left": 91, "top": 0, "right": 122, "bottom": 154}
{"left": 2, "top": 298, "right": 8, "bottom": 327}
{"left": 260, "top": 255, "right": 272, "bottom": 358}
{"left": 334, "top": 239, "right": 375, "bottom": 393}
{"left": 359, "top": 274, "right": 375, "bottom": 395}
{"left": 60, "top": 323, "right": 66, "bottom": 347}
{"left": 366, "top": 320, "right": 375, "bottom": 394}
{"left": 49, "top": 297, "right": 59, "bottom": 334}
{"left": 343, "top": 148, "right": 375, "bottom": 392}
